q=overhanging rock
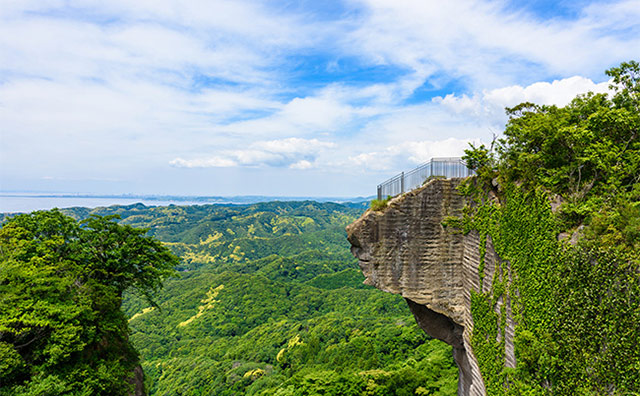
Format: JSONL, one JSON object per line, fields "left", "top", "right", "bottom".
{"left": 347, "top": 178, "right": 514, "bottom": 396}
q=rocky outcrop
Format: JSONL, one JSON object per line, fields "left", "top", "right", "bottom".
{"left": 129, "top": 365, "right": 146, "bottom": 396}
{"left": 347, "top": 178, "right": 514, "bottom": 396}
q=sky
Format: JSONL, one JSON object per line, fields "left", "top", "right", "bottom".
{"left": 1, "top": 0, "right": 639, "bottom": 197}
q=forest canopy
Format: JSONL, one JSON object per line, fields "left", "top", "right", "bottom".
{"left": 464, "top": 60, "right": 640, "bottom": 250}
{"left": 461, "top": 61, "right": 640, "bottom": 395}
{"left": 1, "top": 202, "right": 459, "bottom": 395}
{"left": 0, "top": 210, "right": 178, "bottom": 396}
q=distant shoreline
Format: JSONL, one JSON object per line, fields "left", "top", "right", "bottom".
{"left": 0, "top": 193, "right": 372, "bottom": 214}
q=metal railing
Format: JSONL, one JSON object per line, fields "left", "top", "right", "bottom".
{"left": 377, "top": 157, "right": 474, "bottom": 200}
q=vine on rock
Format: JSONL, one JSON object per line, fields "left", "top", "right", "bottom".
{"left": 458, "top": 61, "right": 640, "bottom": 395}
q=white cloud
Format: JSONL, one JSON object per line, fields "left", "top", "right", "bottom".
{"left": 169, "top": 157, "right": 237, "bottom": 168}
{"left": 484, "top": 76, "right": 611, "bottom": 108}
{"left": 2, "top": 0, "right": 639, "bottom": 196}
{"left": 581, "top": 0, "right": 640, "bottom": 34}
{"left": 347, "top": 137, "right": 481, "bottom": 171}
{"left": 253, "top": 137, "right": 335, "bottom": 154}
{"left": 0, "top": 13, "right": 275, "bottom": 86}
{"left": 435, "top": 76, "right": 612, "bottom": 126}
{"left": 170, "top": 138, "right": 335, "bottom": 169}
{"left": 279, "top": 96, "right": 354, "bottom": 131}
{"left": 344, "top": 0, "right": 639, "bottom": 90}
{"left": 290, "top": 160, "right": 314, "bottom": 170}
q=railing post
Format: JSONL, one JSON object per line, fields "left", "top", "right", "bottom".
{"left": 376, "top": 157, "right": 474, "bottom": 199}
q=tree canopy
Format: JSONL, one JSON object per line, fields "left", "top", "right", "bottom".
{"left": 465, "top": 60, "right": 640, "bottom": 253}
{"left": 59, "top": 201, "right": 458, "bottom": 395}
{"left": 461, "top": 61, "right": 640, "bottom": 394}
{"left": 0, "top": 209, "right": 178, "bottom": 396}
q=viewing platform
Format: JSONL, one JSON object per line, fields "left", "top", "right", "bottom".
{"left": 377, "top": 157, "right": 474, "bottom": 200}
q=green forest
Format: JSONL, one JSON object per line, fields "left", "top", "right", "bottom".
{"left": 2, "top": 60, "right": 638, "bottom": 396}
{"left": 1, "top": 201, "right": 457, "bottom": 395}
{"left": 460, "top": 61, "right": 639, "bottom": 395}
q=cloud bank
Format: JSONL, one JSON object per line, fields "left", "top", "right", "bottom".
{"left": 1, "top": 0, "right": 638, "bottom": 195}
{"left": 170, "top": 138, "right": 335, "bottom": 169}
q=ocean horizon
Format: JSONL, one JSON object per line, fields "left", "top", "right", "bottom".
{"left": 0, "top": 193, "right": 372, "bottom": 214}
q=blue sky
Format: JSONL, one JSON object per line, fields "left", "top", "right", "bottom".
{"left": 1, "top": 0, "right": 639, "bottom": 197}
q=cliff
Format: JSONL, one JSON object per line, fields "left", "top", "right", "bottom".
{"left": 347, "top": 62, "right": 640, "bottom": 395}
{"left": 347, "top": 178, "right": 514, "bottom": 396}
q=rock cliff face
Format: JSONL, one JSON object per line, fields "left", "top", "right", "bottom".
{"left": 129, "top": 365, "right": 146, "bottom": 396}
{"left": 346, "top": 178, "right": 514, "bottom": 396}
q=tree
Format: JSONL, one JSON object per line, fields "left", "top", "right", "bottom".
{"left": 460, "top": 61, "right": 640, "bottom": 394}
{"left": 0, "top": 209, "right": 179, "bottom": 396}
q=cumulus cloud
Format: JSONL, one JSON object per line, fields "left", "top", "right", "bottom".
{"left": 170, "top": 138, "right": 335, "bottom": 169}
{"left": 2, "top": 0, "right": 639, "bottom": 196}
{"left": 347, "top": 137, "right": 482, "bottom": 171}
{"left": 290, "top": 160, "right": 314, "bottom": 170}
{"left": 434, "top": 76, "right": 612, "bottom": 126}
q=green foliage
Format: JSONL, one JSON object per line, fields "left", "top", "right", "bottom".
{"left": 303, "top": 268, "right": 369, "bottom": 290}
{"left": 463, "top": 142, "right": 497, "bottom": 186}
{"left": 464, "top": 186, "right": 561, "bottom": 395}
{"left": 0, "top": 210, "right": 178, "bottom": 395}
{"left": 460, "top": 61, "right": 640, "bottom": 395}
{"left": 57, "top": 201, "right": 360, "bottom": 271}
{"left": 59, "top": 201, "right": 458, "bottom": 395}
{"left": 370, "top": 196, "right": 392, "bottom": 211}
{"left": 606, "top": 60, "right": 640, "bottom": 111}
{"left": 552, "top": 245, "right": 640, "bottom": 394}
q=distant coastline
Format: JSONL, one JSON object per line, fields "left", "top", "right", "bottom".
{"left": 0, "top": 193, "right": 372, "bottom": 214}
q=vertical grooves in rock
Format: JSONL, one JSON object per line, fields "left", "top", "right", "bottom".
{"left": 347, "top": 178, "right": 516, "bottom": 396}
{"left": 462, "top": 230, "right": 487, "bottom": 396}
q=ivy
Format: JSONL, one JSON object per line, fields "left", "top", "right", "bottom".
{"left": 470, "top": 289, "right": 505, "bottom": 395}
{"left": 460, "top": 61, "right": 640, "bottom": 395}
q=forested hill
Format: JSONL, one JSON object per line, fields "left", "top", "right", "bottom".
{"left": 59, "top": 201, "right": 457, "bottom": 395}
{"left": 62, "top": 201, "right": 366, "bottom": 271}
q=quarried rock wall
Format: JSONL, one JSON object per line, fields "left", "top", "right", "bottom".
{"left": 347, "top": 178, "right": 514, "bottom": 396}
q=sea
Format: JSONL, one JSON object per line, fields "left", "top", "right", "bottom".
{"left": 0, "top": 194, "right": 219, "bottom": 214}
{"left": 0, "top": 193, "right": 372, "bottom": 214}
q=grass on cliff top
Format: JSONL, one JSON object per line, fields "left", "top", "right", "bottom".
{"left": 370, "top": 196, "right": 392, "bottom": 211}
